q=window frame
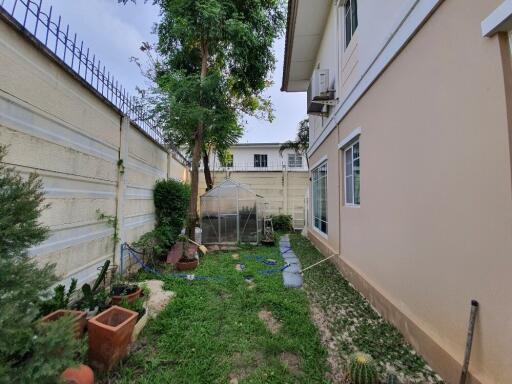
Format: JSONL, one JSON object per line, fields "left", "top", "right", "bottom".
{"left": 311, "top": 161, "right": 328, "bottom": 235}
{"left": 287, "top": 153, "right": 303, "bottom": 168}
{"left": 343, "top": 139, "right": 360, "bottom": 207}
{"left": 254, "top": 154, "right": 268, "bottom": 168}
{"left": 344, "top": 0, "right": 358, "bottom": 49}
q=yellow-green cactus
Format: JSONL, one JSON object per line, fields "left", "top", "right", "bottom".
{"left": 348, "top": 352, "right": 378, "bottom": 384}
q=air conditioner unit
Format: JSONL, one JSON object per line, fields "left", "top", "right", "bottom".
{"left": 307, "top": 69, "right": 336, "bottom": 115}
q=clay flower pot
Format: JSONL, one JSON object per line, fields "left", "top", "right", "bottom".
{"left": 88, "top": 305, "right": 138, "bottom": 371}
{"left": 176, "top": 258, "right": 199, "bottom": 271}
{"left": 41, "top": 309, "right": 87, "bottom": 339}
{"left": 61, "top": 364, "right": 94, "bottom": 384}
{"left": 110, "top": 285, "right": 141, "bottom": 306}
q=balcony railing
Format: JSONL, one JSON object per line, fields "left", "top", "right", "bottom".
{"left": 203, "top": 161, "right": 307, "bottom": 172}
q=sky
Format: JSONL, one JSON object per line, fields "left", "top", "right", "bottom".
{"left": 46, "top": 0, "right": 307, "bottom": 143}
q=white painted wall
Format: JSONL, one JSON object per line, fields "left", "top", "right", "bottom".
{"left": 204, "top": 144, "right": 309, "bottom": 171}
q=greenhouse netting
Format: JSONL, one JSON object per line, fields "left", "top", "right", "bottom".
{"left": 200, "top": 179, "right": 265, "bottom": 244}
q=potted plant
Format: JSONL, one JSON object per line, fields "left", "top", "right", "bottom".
{"left": 110, "top": 281, "right": 142, "bottom": 306}
{"left": 118, "top": 283, "right": 151, "bottom": 342}
{"left": 175, "top": 234, "right": 199, "bottom": 271}
{"left": 87, "top": 305, "right": 138, "bottom": 371}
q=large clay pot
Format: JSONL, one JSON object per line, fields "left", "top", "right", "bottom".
{"left": 61, "top": 364, "right": 94, "bottom": 384}
{"left": 176, "top": 258, "right": 199, "bottom": 271}
{"left": 41, "top": 309, "right": 87, "bottom": 338}
{"left": 110, "top": 285, "right": 141, "bottom": 306}
{"left": 88, "top": 305, "right": 138, "bottom": 371}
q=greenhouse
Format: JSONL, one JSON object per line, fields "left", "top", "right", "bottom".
{"left": 200, "top": 179, "right": 265, "bottom": 244}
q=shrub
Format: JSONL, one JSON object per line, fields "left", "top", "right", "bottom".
{"left": 271, "top": 214, "right": 293, "bottom": 232}
{"left": 135, "top": 179, "right": 191, "bottom": 261}
{"left": 0, "top": 145, "right": 81, "bottom": 382}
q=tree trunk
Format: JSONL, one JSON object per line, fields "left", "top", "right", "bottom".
{"left": 203, "top": 150, "right": 213, "bottom": 191}
{"left": 186, "top": 42, "right": 209, "bottom": 243}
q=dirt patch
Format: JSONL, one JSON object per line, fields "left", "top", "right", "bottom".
{"left": 258, "top": 310, "right": 281, "bottom": 334}
{"left": 229, "top": 351, "right": 265, "bottom": 383}
{"left": 279, "top": 352, "right": 302, "bottom": 376}
{"left": 309, "top": 303, "right": 347, "bottom": 383}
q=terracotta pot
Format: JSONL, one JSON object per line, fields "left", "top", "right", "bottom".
{"left": 176, "top": 258, "right": 199, "bottom": 271}
{"left": 167, "top": 242, "right": 198, "bottom": 264}
{"left": 110, "top": 286, "right": 142, "bottom": 306}
{"left": 41, "top": 309, "right": 87, "bottom": 339}
{"left": 61, "top": 364, "right": 94, "bottom": 384}
{"left": 88, "top": 305, "right": 138, "bottom": 371}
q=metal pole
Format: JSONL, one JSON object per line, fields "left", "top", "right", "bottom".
{"left": 459, "top": 300, "right": 479, "bottom": 384}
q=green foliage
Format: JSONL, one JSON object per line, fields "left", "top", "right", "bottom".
{"left": 92, "top": 259, "right": 110, "bottom": 292}
{"left": 96, "top": 209, "right": 119, "bottom": 243}
{"left": 348, "top": 352, "right": 378, "bottom": 384}
{"left": 271, "top": 214, "right": 293, "bottom": 232}
{"left": 0, "top": 145, "right": 81, "bottom": 383}
{"left": 39, "top": 278, "right": 78, "bottom": 315}
{"left": 119, "top": 297, "right": 144, "bottom": 315}
{"left": 79, "top": 284, "right": 109, "bottom": 312}
{"left": 279, "top": 118, "right": 310, "bottom": 167}
{"left": 135, "top": 179, "right": 191, "bottom": 260}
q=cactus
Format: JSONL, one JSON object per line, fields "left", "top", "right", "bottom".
{"left": 386, "top": 373, "right": 400, "bottom": 384}
{"left": 348, "top": 352, "right": 378, "bottom": 384}
{"left": 92, "top": 259, "right": 110, "bottom": 293}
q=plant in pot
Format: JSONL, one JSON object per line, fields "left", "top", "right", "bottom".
{"left": 110, "top": 279, "right": 142, "bottom": 306}
{"left": 175, "top": 234, "right": 199, "bottom": 271}
{"left": 75, "top": 260, "right": 111, "bottom": 318}
{"left": 39, "top": 278, "right": 88, "bottom": 338}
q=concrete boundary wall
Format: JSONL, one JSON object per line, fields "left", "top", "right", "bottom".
{"left": 0, "top": 17, "right": 189, "bottom": 287}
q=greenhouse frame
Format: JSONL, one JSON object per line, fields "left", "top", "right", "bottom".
{"left": 200, "top": 179, "right": 265, "bottom": 244}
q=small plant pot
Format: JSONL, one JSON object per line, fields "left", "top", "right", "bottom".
{"left": 61, "top": 364, "right": 94, "bottom": 384}
{"left": 41, "top": 309, "right": 87, "bottom": 339}
{"left": 88, "top": 305, "right": 138, "bottom": 371}
{"left": 176, "top": 258, "right": 198, "bottom": 271}
{"left": 110, "top": 285, "right": 142, "bottom": 306}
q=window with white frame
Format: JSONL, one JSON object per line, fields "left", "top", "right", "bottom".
{"left": 312, "top": 162, "right": 328, "bottom": 234}
{"left": 254, "top": 154, "right": 268, "bottom": 168}
{"left": 287, "top": 153, "right": 303, "bottom": 168}
{"left": 344, "top": 0, "right": 358, "bottom": 48}
{"left": 344, "top": 140, "right": 360, "bottom": 206}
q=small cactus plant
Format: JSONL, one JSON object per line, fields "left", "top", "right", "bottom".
{"left": 386, "top": 373, "right": 400, "bottom": 384}
{"left": 348, "top": 352, "right": 378, "bottom": 384}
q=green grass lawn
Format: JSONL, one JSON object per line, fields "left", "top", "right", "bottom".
{"left": 101, "top": 242, "right": 329, "bottom": 384}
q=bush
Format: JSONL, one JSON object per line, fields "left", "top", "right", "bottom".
{"left": 136, "top": 179, "right": 191, "bottom": 260}
{"left": 271, "top": 214, "right": 293, "bottom": 232}
{"left": 0, "top": 145, "right": 81, "bottom": 383}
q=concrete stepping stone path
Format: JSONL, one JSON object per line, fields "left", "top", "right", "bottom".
{"left": 279, "top": 235, "right": 303, "bottom": 288}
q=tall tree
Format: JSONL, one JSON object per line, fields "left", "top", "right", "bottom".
{"left": 129, "top": 0, "right": 285, "bottom": 240}
{"left": 279, "top": 118, "right": 310, "bottom": 167}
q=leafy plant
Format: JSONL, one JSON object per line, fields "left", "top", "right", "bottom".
{"left": 271, "top": 214, "right": 293, "bottom": 232}
{"left": 96, "top": 209, "right": 119, "bottom": 243}
{"left": 39, "top": 278, "right": 78, "bottom": 316}
{"left": 348, "top": 352, "right": 378, "bottom": 384}
{"left": 0, "top": 145, "right": 81, "bottom": 382}
{"left": 279, "top": 118, "right": 310, "bottom": 168}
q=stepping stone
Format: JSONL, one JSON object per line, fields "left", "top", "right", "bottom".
{"left": 235, "top": 263, "right": 245, "bottom": 271}
{"left": 283, "top": 271, "right": 303, "bottom": 288}
{"left": 284, "top": 263, "right": 301, "bottom": 274}
{"left": 232, "top": 253, "right": 240, "bottom": 260}
{"left": 282, "top": 254, "right": 299, "bottom": 263}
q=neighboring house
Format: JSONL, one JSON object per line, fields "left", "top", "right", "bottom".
{"left": 205, "top": 143, "right": 309, "bottom": 172}
{"left": 282, "top": 1, "right": 512, "bottom": 384}
{"left": 199, "top": 143, "right": 309, "bottom": 228}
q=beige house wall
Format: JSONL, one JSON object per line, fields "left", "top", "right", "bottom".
{"left": 0, "top": 18, "right": 188, "bottom": 287}
{"left": 307, "top": 1, "right": 512, "bottom": 383}
{"left": 199, "top": 170, "right": 308, "bottom": 229}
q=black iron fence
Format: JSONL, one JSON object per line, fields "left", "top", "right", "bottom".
{"left": 0, "top": 0, "right": 189, "bottom": 165}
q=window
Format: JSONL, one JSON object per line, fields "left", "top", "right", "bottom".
{"left": 344, "top": 0, "right": 358, "bottom": 48}
{"left": 312, "top": 162, "right": 328, "bottom": 234}
{"left": 221, "top": 153, "right": 233, "bottom": 168}
{"left": 254, "top": 154, "right": 268, "bottom": 168}
{"left": 344, "top": 140, "right": 360, "bottom": 205}
{"left": 288, "top": 153, "right": 303, "bottom": 168}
